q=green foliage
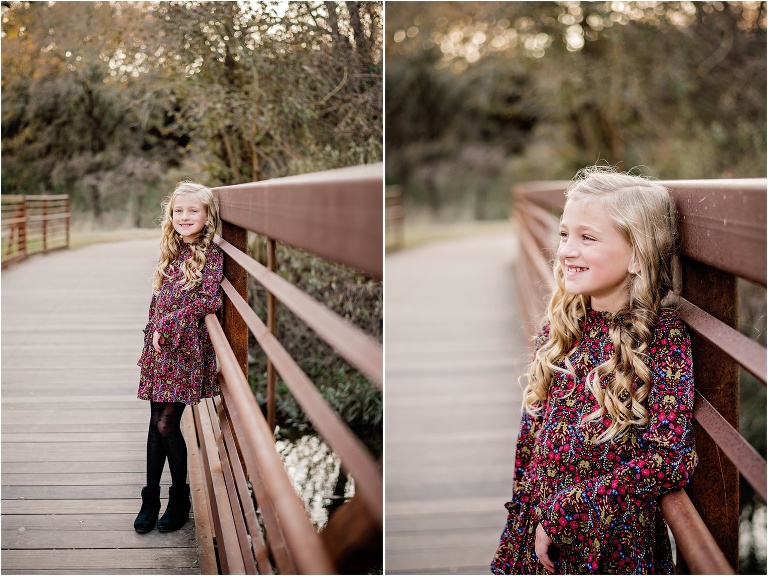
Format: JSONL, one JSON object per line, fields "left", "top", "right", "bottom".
{"left": 737, "top": 279, "right": 767, "bottom": 573}
{"left": 246, "top": 239, "right": 382, "bottom": 456}
{"left": 2, "top": 1, "right": 383, "bottom": 223}
{"left": 386, "top": 1, "right": 767, "bottom": 220}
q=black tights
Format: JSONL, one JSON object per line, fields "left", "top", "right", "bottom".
{"left": 146, "top": 401, "right": 188, "bottom": 489}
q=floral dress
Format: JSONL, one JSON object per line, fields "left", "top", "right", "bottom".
{"left": 491, "top": 308, "right": 697, "bottom": 574}
{"left": 137, "top": 241, "right": 224, "bottom": 405}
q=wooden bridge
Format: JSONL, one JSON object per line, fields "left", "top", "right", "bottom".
{"left": 385, "top": 232, "right": 527, "bottom": 574}
{"left": 2, "top": 164, "right": 383, "bottom": 574}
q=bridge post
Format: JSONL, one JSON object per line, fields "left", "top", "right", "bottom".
{"left": 43, "top": 197, "right": 48, "bottom": 253}
{"left": 221, "top": 220, "right": 248, "bottom": 377}
{"left": 266, "top": 237, "right": 277, "bottom": 434}
{"left": 679, "top": 259, "right": 739, "bottom": 572}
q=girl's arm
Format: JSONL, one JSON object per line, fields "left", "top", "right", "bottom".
{"left": 533, "top": 316, "right": 697, "bottom": 549}
{"left": 512, "top": 325, "right": 549, "bottom": 497}
{"left": 155, "top": 246, "right": 224, "bottom": 348}
{"left": 144, "top": 292, "right": 158, "bottom": 331}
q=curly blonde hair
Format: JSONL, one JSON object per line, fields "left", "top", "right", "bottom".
{"left": 522, "top": 166, "right": 677, "bottom": 443}
{"left": 151, "top": 181, "right": 221, "bottom": 292}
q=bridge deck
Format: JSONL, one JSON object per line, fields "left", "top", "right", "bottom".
{"left": 2, "top": 239, "right": 200, "bottom": 574}
{"left": 385, "top": 232, "right": 529, "bottom": 574}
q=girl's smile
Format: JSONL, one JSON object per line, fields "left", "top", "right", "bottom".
{"left": 558, "top": 197, "right": 635, "bottom": 313}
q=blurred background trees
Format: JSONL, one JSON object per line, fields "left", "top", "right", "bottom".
{"left": 2, "top": 1, "right": 382, "bottom": 227}
{"left": 386, "top": 1, "right": 766, "bottom": 221}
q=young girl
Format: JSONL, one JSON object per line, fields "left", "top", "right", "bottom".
{"left": 133, "top": 181, "right": 224, "bottom": 534}
{"left": 491, "top": 166, "right": 697, "bottom": 574}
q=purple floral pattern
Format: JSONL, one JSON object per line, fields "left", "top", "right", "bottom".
{"left": 137, "top": 242, "right": 223, "bottom": 405}
{"left": 491, "top": 308, "right": 697, "bottom": 574}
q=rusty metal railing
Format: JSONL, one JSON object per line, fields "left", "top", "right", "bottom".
{"left": 187, "top": 164, "right": 383, "bottom": 574}
{"left": 1, "top": 194, "right": 70, "bottom": 268}
{"left": 513, "top": 178, "right": 767, "bottom": 575}
{"left": 385, "top": 185, "right": 404, "bottom": 250}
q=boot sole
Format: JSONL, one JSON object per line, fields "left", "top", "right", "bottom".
{"left": 157, "top": 520, "right": 188, "bottom": 533}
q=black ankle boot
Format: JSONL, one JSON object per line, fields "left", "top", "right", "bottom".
{"left": 157, "top": 484, "right": 191, "bottom": 533}
{"left": 134, "top": 486, "right": 161, "bottom": 534}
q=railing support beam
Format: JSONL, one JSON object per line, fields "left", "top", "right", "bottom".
{"left": 266, "top": 237, "right": 277, "bottom": 434}
{"left": 221, "top": 221, "right": 248, "bottom": 376}
{"left": 679, "top": 258, "right": 739, "bottom": 572}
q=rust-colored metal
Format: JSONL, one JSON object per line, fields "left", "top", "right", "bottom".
{"left": 205, "top": 314, "right": 335, "bottom": 575}
{"left": 215, "top": 236, "right": 383, "bottom": 388}
{"left": 65, "top": 195, "right": 70, "bottom": 248}
{"left": 196, "top": 398, "right": 247, "bottom": 574}
{"left": 220, "top": 221, "right": 249, "bottom": 377}
{"left": 209, "top": 399, "right": 257, "bottom": 574}
{"left": 193, "top": 403, "right": 229, "bottom": 573}
{"left": 661, "top": 490, "right": 734, "bottom": 575}
{"left": 215, "top": 163, "right": 383, "bottom": 279}
{"left": 385, "top": 185, "right": 405, "bottom": 250}
{"left": 681, "top": 259, "right": 739, "bottom": 572}
{"left": 669, "top": 294, "right": 766, "bottom": 384}
{"left": 669, "top": 180, "right": 766, "bottom": 286}
{"left": 220, "top": 374, "right": 295, "bottom": 574}
{"left": 42, "top": 198, "right": 48, "bottom": 252}
{"left": 2, "top": 194, "right": 71, "bottom": 268}
{"left": 320, "top": 492, "right": 383, "bottom": 574}
{"left": 218, "top": 280, "right": 384, "bottom": 526}
{"left": 218, "top": 398, "right": 274, "bottom": 574}
{"left": 182, "top": 410, "right": 218, "bottom": 575}
{"left": 693, "top": 391, "right": 767, "bottom": 500}
{"left": 267, "top": 237, "right": 277, "bottom": 434}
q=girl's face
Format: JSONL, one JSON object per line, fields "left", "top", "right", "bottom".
{"left": 558, "top": 197, "right": 636, "bottom": 313}
{"left": 172, "top": 194, "right": 208, "bottom": 243}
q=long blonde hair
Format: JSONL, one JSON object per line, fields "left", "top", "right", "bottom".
{"left": 522, "top": 166, "right": 677, "bottom": 443}
{"left": 151, "top": 181, "right": 220, "bottom": 292}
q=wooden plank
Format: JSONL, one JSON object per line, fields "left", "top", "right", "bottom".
{"left": 2, "top": 239, "right": 200, "bottom": 575}
{"left": 1, "top": 413, "right": 146, "bottom": 426}
{"left": 1, "top": 423, "right": 145, "bottom": 434}
{"left": 182, "top": 409, "right": 218, "bottom": 576}
{"left": 2, "top": 473, "right": 169, "bottom": 486}
{"left": 1, "top": 499, "right": 162, "bottom": 515}
{"left": 385, "top": 234, "right": 525, "bottom": 575}
{"left": 2, "top": 461, "right": 146, "bottom": 474}
{"left": 2, "top": 433, "right": 147, "bottom": 443}
{"left": 1, "top": 549, "right": 198, "bottom": 571}
{"left": 3, "top": 513, "right": 146, "bottom": 531}
{"left": 219, "top": 400, "right": 274, "bottom": 574}
{"left": 195, "top": 397, "right": 246, "bottom": 574}
{"left": 2, "top": 570, "right": 195, "bottom": 575}
{"left": 2, "top": 449, "right": 145, "bottom": 463}
{"left": 209, "top": 398, "right": 258, "bottom": 574}
{"left": 2, "top": 485, "right": 169, "bottom": 500}
{"left": 2, "top": 528, "right": 196, "bottom": 549}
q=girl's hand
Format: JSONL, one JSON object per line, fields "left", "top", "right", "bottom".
{"left": 152, "top": 331, "right": 166, "bottom": 353}
{"left": 535, "top": 523, "right": 555, "bottom": 574}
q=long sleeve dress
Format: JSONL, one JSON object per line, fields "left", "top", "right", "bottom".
{"left": 491, "top": 308, "right": 697, "bottom": 574}
{"left": 137, "top": 241, "right": 224, "bottom": 405}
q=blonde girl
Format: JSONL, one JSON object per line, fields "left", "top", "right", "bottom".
{"left": 134, "top": 181, "right": 224, "bottom": 534}
{"left": 492, "top": 166, "right": 697, "bottom": 574}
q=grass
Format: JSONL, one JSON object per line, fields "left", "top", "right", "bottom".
{"left": 1, "top": 227, "right": 161, "bottom": 263}
{"left": 386, "top": 212, "right": 514, "bottom": 252}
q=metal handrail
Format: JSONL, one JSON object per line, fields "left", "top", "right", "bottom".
{"left": 512, "top": 178, "right": 767, "bottom": 573}
{"left": 192, "top": 163, "right": 382, "bottom": 573}
{"left": 1, "top": 194, "right": 70, "bottom": 268}
{"left": 205, "top": 315, "right": 336, "bottom": 574}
